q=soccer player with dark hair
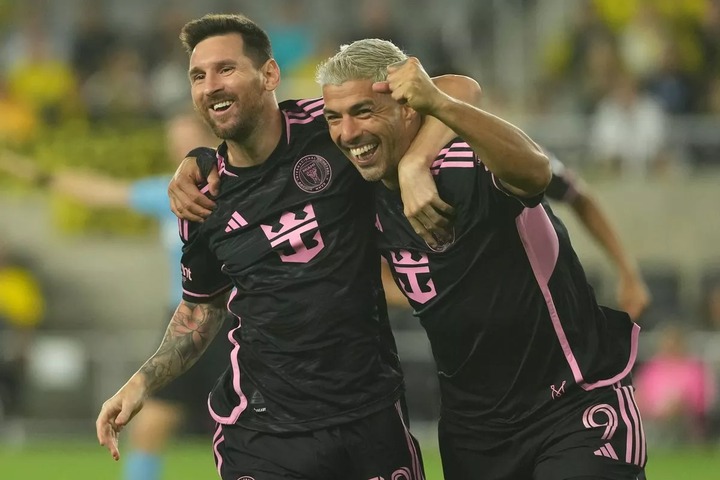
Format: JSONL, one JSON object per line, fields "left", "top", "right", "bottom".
{"left": 311, "top": 38, "right": 647, "bottom": 480}
{"left": 95, "top": 14, "right": 480, "bottom": 480}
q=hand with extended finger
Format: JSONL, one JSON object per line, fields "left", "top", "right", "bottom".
{"left": 95, "top": 376, "right": 147, "bottom": 461}
{"left": 373, "top": 57, "right": 445, "bottom": 114}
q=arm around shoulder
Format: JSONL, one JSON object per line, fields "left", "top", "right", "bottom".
{"left": 428, "top": 95, "right": 551, "bottom": 197}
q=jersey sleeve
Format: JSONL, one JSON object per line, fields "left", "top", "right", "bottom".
{"left": 435, "top": 139, "right": 542, "bottom": 219}
{"left": 487, "top": 174, "right": 543, "bottom": 208}
{"left": 186, "top": 146, "right": 219, "bottom": 182}
{"left": 178, "top": 218, "right": 232, "bottom": 303}
{"left": 543, "top": 153, "right": 580, "bottom": 203}
{"left": 284, "top": 97, "right": 327, "bottom": 128}
{"left": 128, "top": 175, "right": 173, "bottom": 219}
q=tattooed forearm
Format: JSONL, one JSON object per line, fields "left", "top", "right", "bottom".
{"left": 139, "top": 296, "right": 228, "bottom": 394}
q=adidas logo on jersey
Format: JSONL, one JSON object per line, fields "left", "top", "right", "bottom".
{"left": 594, "top": 442, "right": 619, "bottom": 460}
{"left": 225, "top": 211, "right": 248, "bottom": 233}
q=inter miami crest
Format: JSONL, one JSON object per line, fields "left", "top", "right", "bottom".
{"left": 293, "top": 155, "right": 332, "bottom": 193}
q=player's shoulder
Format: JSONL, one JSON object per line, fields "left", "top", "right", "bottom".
{"left": 431, "top": 138, "right": 478, "bottom": 176}
{"left": 280, "top": 97, "right": 325, "bottom": 117}
{"left": 279, "top": 98, "right": 329, "bottom": 141}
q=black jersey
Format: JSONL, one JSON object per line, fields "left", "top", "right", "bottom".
{"left": 179, "top": 98, "right": 403, "bottom": 433}
{"left": 374, "top": 140, "right": 639, "bottom": 427}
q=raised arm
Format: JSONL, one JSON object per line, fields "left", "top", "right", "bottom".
{"left": 0, "top": 150, "right": 131, "bottom": 208}
{"left": 384, "top": 57, "right": 551, "bottom": 198}
{"left": 379, "top": 72, "right": 483, "bottom": 245}
{"left": 95, "top": 294, "right": 228, "bottom": 461}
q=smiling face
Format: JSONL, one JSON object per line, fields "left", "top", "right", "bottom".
{"left": 322, "top": 80, "right": 418, "bottom": 186}
{"left": 188, "top": 33, "right": 276, "bottom": 141}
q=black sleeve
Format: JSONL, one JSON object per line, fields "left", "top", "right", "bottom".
{"left": 544, "top": 154, "right": 579, "bottom": 203}
{"left": 178, "top": 218, "right": 232, "bottom": 303}
{"left": 186, "top": 147, "right": 218, "bottom": 184}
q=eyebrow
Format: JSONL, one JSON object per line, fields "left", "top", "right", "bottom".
{"left": 324, "top": 100, "right": 374, "bottom": 116}
{"left": 188, "top": 59, "right": 237, "bottom": 77}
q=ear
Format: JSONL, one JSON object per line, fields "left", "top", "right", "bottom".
{"left": 262, "top": 59, "right": 281, "bottom": 91}
{"left": 401, "top": 104, "right": 420, "bottom": 127}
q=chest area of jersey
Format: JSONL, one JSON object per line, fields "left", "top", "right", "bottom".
{"left": 208, "top": 153, "right": 368, "bottom": 272}
{"left": 374, "top": 196, "right": 515, "bottom": 307}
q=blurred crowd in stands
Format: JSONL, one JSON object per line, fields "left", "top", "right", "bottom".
{"left": 538, "top": 0, "right": 720, "bottom": 175}
{"left": 1, "top": 0, "right": 719, "bottom": 164}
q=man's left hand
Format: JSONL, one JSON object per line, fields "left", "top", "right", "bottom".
{"left": 398, "top": 159, "right": 455, "bottom": 247}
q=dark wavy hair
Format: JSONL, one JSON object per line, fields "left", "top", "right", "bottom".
{"left": 179, "top": 13, "right": 273, "bottom": 68}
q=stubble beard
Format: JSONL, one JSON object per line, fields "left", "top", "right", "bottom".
{"left": 355, "top": 163, "right": 386, "bottom": 183}
{"left": 203, "top": 93, "right": 263, "bottom": 142}
{"left": 208, "top": 118, "right": 253, "bottom": 142}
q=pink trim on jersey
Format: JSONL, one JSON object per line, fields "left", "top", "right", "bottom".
{"left": 434, "top": 141, "right": 472, "bottom": 159}
{"left": 393, "top": 401, "right": 425, "bottom": 479}
{"left": 286, "top": 110, "right": 323, "bottom": 119}
{"left": 431, "top": 160, "right": 475, "bottom": 171}
{"left": 602, "top": 384, "right": 647, "bottom": 467}
{"left": 216, "top": 151, "right": 238, "bottom": 178}
{"left": 178, "top": 218, "right": 189, "bottom": 242}
{"left": 296, "top": 97, "right": 324, "bottom": 109}
{"left": 442, "top": 150, "right": 475, "bottom": 158}
{"left": 209, "top": 288, "right": 248, "bottom": 424}
{"left": 212, "top": 424, "right": 224, "bottom": 476}
{"left": 283, "top": 110, "right": 293, "bottom": 144}
{"left": 616, "top": 385, "right": 636, "bottom": 464}
{"left": 182, "top": 284, "right": 231, "bottom": 299}
{"left": 620, "top": 385, "right": 646, "bottom": 466}
{"left": 430, "top": 146, "right": 476, "bottom": 175}
{"left": 627, "top": 386, "right": 647, "bottom": 465}
{"left": 515, "top": 205, "right": 640, "bottom": 391}
{"left": 282, "top": 100, "right": 325, "bottom": 142}
{"left": 285, "top": 112, "right": 318, "bottom": 125}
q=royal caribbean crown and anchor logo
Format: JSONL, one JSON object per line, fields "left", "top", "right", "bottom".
{"left": 293, "top": 155, "right": 332, "bottom": 193}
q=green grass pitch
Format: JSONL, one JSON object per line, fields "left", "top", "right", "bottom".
{"left": 1, "top": 438, "right": 719, "bottom": 479}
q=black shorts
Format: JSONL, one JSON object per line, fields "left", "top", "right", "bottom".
{"left": 438, "top": 381, "right": 647, "bottom": 480}
{"left": 153, "top": 310, "right": 234, "bottom": 433}
{"left": 212, "top": 401, "right": 425, "bottom": 480}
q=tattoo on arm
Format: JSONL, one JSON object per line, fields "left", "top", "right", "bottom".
{"left": 139, "top": 295, "right": 228, "bottom": 393}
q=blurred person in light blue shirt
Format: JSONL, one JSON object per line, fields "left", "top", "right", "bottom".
{"left": 0, "top": 112, "right": 225, "bottom": 480}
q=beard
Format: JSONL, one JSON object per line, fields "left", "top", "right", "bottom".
{"left": 197, "top": 91, "right": 264, "bottom": 142}
{"left": 205, "top": 115, "right": 253, "bottom": 141}
{"left": 353, "top": 162, "right": 386, "bottom": 183}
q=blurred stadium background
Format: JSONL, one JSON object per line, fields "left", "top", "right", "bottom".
{"left": 1, "top": 0, "right": 720, "bottom": 478}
